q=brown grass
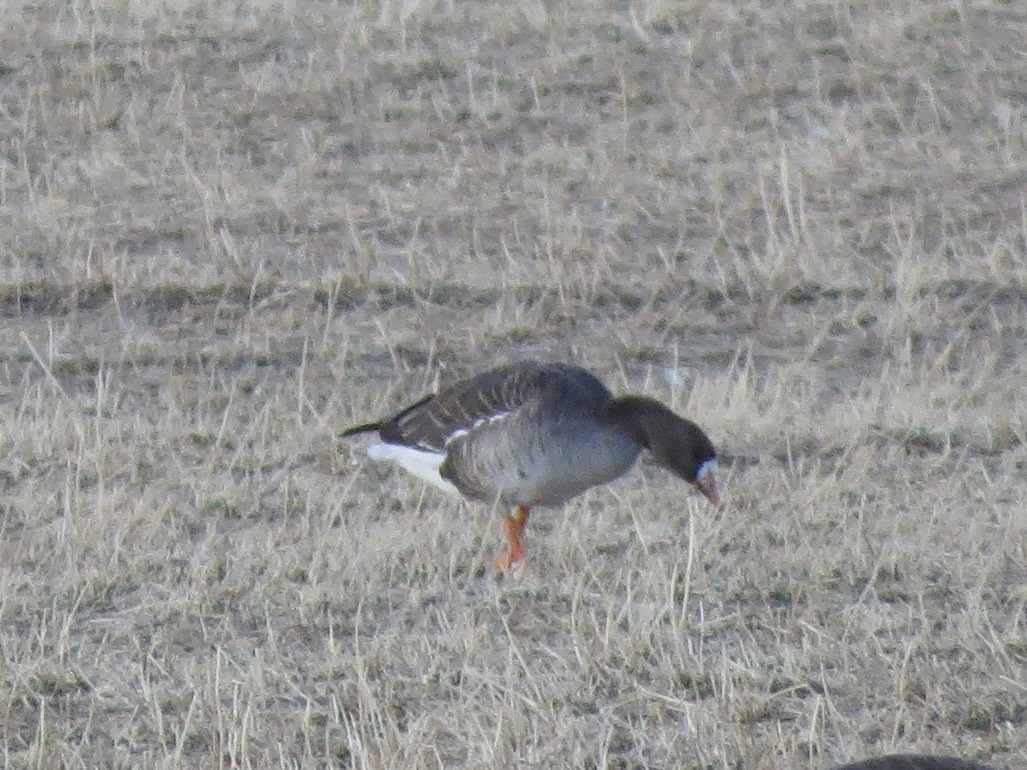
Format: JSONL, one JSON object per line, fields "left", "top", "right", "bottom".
{"left": 1, "top": 0, "right": 1026, "bottom": 767}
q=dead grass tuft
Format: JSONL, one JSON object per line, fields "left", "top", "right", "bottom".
{"left": 1, "top": 0, "right": 1025, "bottom": 767}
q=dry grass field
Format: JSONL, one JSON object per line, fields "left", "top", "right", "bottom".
{"left": 1, "top": 0, "right": 1026, "bottom": 767}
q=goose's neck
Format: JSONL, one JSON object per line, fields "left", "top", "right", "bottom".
{"left": 600, "top": 396, "right": 678, "bottom": 450}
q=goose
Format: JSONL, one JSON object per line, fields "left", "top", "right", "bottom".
{"left": 341, "top": 361, "right": 720, "bottom": 571}
{"left": 827, "top": 755, "right": 995, "bottom": 770}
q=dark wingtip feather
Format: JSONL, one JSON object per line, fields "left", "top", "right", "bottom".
{"left": 339, "top": 422, "right": 381, "bottom": 438}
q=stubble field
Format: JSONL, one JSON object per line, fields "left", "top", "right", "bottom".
{"left": 1, "top": 1, "right": 1026, "bottom": 768}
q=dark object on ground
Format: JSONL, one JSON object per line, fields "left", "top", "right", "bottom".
{"left": 828, "top": 754, "right": 995, "bottom": 770}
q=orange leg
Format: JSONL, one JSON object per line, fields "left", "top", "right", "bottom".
{"left": 493, "top": 505, "right": 531, "bottom": 572}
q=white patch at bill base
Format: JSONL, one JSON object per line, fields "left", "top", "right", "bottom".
{"left": 696, "top": 458, "right": 717, "bottom": 482}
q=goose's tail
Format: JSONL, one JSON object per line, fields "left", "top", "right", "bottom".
{"left": 340, "top": 422, "right": 380, "bottom": 438}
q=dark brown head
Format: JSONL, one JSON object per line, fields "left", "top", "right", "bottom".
{"left": 605, "top": 396, "right": 720, "bottom": 506}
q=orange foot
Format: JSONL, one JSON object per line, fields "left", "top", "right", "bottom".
{"left": 493, "top": 505, "right": 531, "bottom": 574}
{"left": 492, "top": 547, "right": 526, "bottom": 573}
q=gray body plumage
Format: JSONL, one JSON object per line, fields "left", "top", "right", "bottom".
{"left": 378, "top": 362, "right": 640, "bottom": 507}
{"left": 342, "top": 360, "right": 719, "bottom": 512}
{"left": 441, "top": 370, "right": 641, "bottom": 506}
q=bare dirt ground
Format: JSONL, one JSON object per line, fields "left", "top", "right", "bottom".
{"left": 1, "top": 1, "right": 1026, "bottom": 768}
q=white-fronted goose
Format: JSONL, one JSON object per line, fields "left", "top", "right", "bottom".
{"left": 341, "top": 361, "right": 720, "bottom": 571}
{"left": 827, "top": 756, "right": 994, "bottom": 770}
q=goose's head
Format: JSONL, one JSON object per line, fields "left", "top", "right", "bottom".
{"left": 608, "top": 396, "right": 721, "bottom": 507}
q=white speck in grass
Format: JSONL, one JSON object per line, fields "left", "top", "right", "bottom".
{"left": 662, "top": 367, "right": 685, "bottom": 388}
{"left": 809, "top": 122, "right": 831, "bottom": 139}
